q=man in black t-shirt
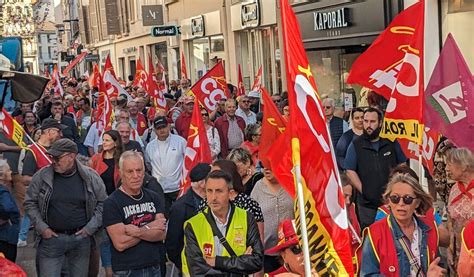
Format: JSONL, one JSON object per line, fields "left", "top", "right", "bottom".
{"left": 103, "top": 150, "right": 166, "bottom": 275}
{"left": 116, "top": 122, "right": 143, "bottom": 153}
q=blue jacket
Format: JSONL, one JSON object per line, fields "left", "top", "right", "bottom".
{"left": 0, "top": 185, "right": 20, "bottom": 244}
{"left": 360, "top": 214, "right": 438, "bottom": 276}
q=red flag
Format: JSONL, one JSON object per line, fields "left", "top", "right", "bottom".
{"left": 89, "top": 64, "right": 101, "bottom": 88}
{"left": 181, "top": 51, "right": 188, "bottom": 80}
{"left": 424, "top": 33, "right": 474, "bottom": 152}
{"left": 251, "top": 66, "right": 262, "bottom": 92}
{"left": 398, "top": 128, "right": 439, "bottom": 174}
{"left": 62, "top": 51, "right": 87, "bottom": 76}
{"left": 278, "top": 0, "right": 353, "bottom": 275}
{"left": 259, "top": 87, "right": 286, "bottom": 160}
{"left": 103, "top": 54, "right": 117, "bottom": 78}
{"left": 0, "top": 108, "right": 27, "bottom": 146}
{"left": 156, "top": 59, "right": 166, "bottom": 74}
{"left": 348, "top": 2, "right": 425, "bottom": 143}
{"left": 103, "top": 70, "right": 129, "bottom": 99}
{"left": 51, "top": 65, "right": 64, "bottom": 96}
{"left": 180, "top": 98, "right": 212, "bottom": 195}
{"left": 132, "top": 59, "right": 148, "bottom": 89}
{"left": 28, "top": 143, "right": 52, "bottom": 168}
{"left": 147, "top": 55, "right": 167, "bottom": 110}
{"left": 96, "top": 74, "right": 113, "bottom": 135}
{"left": 237, "top": 64, "right": 245, "bottom": 97}
{"left": 189, "top": 61, "right": 230, "bottom": 112}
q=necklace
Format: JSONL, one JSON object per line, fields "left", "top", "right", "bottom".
{"left": 120, "top": 187, "right": 144, "bottom": 201}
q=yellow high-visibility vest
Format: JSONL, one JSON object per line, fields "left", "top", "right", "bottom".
{"left": 181, "top": 206, "right": 248, "bottom": 276}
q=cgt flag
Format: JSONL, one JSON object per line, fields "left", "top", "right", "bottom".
{"left": 347, "top": 2, "right": 425, "bottom": 144}
{"left": 237, "top": 64, "right": 246, "bottom": 97}
{"left": 90, "top": 64, "right": 101, "bottom": 88}
{"left": 189, "top": 61, "right": 230, "bottom": 113}
{"left": 180, "top": 98, "right": 212, "bottom": 195}
{"left": 147, "top": 55, "right": 167, "bottom": 110}
{"left": 51, "top": 65, "right": 64, "bottom": 96}
{"left": 251, "top": 66, "right": 263, "bottom": 93}
{"left": 96, "top": 74, "right": 114, "bottom": 136}
{"left": 132, "top": 59, "right": 148, "bottom": 89}
{"left": 103, "top": 54, "right": 117, "bottom": 78}
{"left": 279, "top": 0, "right": 353, "bottom": 275}
{"left": 259, "top": 87, "right": 286, "bottom": 163}
{"left": 424, "top": 34, "right": 474, "bottom": 151}
{"left": 181, "top": 51, "right": 188, "bottom": 80}
{"left": 62, "top": 51, "right": 87, "bottom": 76}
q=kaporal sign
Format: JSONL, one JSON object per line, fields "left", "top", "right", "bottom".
{"left": 313, "top": 8, "right": 350, "bottom": 31}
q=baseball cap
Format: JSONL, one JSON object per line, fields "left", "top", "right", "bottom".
{"left": 265, "top": 219, "right": 300, "bottom": 254}
{"left": 153, "top": 116, "right": 169, "bottom": 129}
{"left": 190, "top": 163, "right": 211, "bottom": 182}
{"left": 46, "top": 138, "right": 78, "bottom": 157}
{"left": 41, "top": 119, "right": 67, "bottom": 131}
{"left": 248, "top": 90, "right": 260, "bottom": 98}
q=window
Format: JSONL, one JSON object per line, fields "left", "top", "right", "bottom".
{"left": 192, "top": 38, "right": 210, "bottom": 80}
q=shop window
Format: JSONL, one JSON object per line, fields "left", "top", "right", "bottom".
{"left": 307, "top": 49, "right": 343, "bottom": 104}
{"left": 262, "top": 28, "right": 273, "bottom": 93}
{"left": 192, "top": 37, "right": 210, "bottom": 80}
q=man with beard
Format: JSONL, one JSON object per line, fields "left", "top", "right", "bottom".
{"left": 344, "top": 107, "right": 406, "bottom": 229}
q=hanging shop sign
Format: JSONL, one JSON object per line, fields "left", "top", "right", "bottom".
{"left": 241, "top": 1, "right": 260, "bottom": 28}
{"left": 142, "top": 5, "right": 164, "bottom": 27}
{"left": 191, "top": 15, "right": 205, "bottom": 37}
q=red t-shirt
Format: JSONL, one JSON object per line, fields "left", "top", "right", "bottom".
{"left": 266, "top": 266, "right": 288, "bottom": 276}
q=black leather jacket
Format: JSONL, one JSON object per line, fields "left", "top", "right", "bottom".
{"left": 183, "top": 204, "right": 263, "bottom": 276}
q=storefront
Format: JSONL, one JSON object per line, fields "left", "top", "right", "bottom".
{"left": 439, "top": 0, "right": 473, "bottom": 71}
{"left": 180, "top": 11, "right": 226, "bottom": 83}
{"left": 231, "top": 0, "right": 282, "bottom": 95}
{"left": 294, "top": 0, "right": 404, "bottom": 109}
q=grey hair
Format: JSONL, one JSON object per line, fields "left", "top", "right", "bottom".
{"left": 118, "top": 151, "right": 144, "bottom": 172}
{"left": 116, "top": 121, "right": 132, "bottom": 129}
{"left": 227, "top": 147, "right": 253, "bottom": 166}
{"left": 446, "top": 148, "right": 474, "bottom": 173}
{"left": 323, "top": 97, "right": 335, "bottom": 107}
{"left": 0, "top": 159, "right": 10, "bottom": 178}
{"left": 383, "top": 173, "right": 433, "bottom": 215}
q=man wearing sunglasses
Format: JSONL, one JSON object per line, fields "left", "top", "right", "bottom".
{"left": 265, "top": 219, "right": 318, "bottom": 276}
{"left": 236, "top": 95, "right": 257, "bottom": 126}
{"left": 25, "top": 138, "right": 107, "bottom": 276}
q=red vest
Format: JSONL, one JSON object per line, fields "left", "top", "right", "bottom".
{"left": 366, "top": 215, "right": 438, "bottom": 277}
{"left": 29, "top": 144, "right": 51, "bottom": 169}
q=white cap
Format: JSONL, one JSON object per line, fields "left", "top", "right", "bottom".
{"left": 248, "top": 90, "right": 260, "bottom": 98}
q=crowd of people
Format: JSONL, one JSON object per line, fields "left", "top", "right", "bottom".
{"left": 0, "top": 74, "right": 472, "bottom": 277}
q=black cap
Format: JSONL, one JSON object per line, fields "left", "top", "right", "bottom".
{"left": 190, "top": 163, "right": 211, "bottom": 182}
{"left": 46, "top": 138, "right": 78, "bottom": 157}
{"left": 41, "top": 119, "right": 68, "bottom": 131}
{"left": 153, "top": 116, "right": 169, "bottom": 129}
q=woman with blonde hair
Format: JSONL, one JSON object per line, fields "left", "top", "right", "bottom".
{"left": 227, "top": 147, "right": 263, "bottom": 195}
{"left": 360, "top": 173, "right": 446, "bottom": 276}
{"left": 445, "top": 147, "right": 474, "bottom": 273}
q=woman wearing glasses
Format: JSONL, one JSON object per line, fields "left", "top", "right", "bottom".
{"left": 360, "top": 173, "right": 446, "bottom": 277}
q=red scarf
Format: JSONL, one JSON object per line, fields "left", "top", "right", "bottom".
{"left": 451, "top": 180, "right": 474, "bottom": 205}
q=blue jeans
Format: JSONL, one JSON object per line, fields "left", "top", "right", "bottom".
{"left": 18, "top": 215, "right": 30, "bottom": 241}
{"left": 100, "top": 232, "right": 112, "bottom": 268}
{"left": 113, "top": 265, "right": 161, "bottom": 277}
{"left": 37, "top": 233, "right": 91, "bottom": 277}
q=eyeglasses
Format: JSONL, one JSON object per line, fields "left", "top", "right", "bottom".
{"left": 252, "top": 133, "right": 261, "bottom": 137}
{"left": 273, "top": 99, "right": 281, "bottom": 103}
{"left": 242, "top": 100, "right": 250, "bottom": 103}
{"left": 289, "top": 245, "right": 302, "bottom": 255}
{"left": 324, "top": 106, "right": 333, "bottom": 109}
{"left": 49, "top": 153, "right": 70, "bottom": 162}
{"left": 389, "top": 195, "right": 417, "bottom": 205}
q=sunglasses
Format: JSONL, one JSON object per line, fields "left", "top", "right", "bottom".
{"left": 201, "top": 113, "right": 209, "bottom": 116}
{"left": 389, "top": 195, "right": 417, "bottom": 205}
{"left": 324, "top": 106, "right": 333, "bottom": 109}
{"left": 289, "top": 245, "right": 302, "bottom": 255}
{"left": 242, "top": 100, "right": 250, "bottom": 103}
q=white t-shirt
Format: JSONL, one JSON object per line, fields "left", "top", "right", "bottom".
{"left": 145, "top": 134, "right": 186, "bottom": 193}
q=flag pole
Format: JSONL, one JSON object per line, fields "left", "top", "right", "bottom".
{"left": 292, "top": 139, "right": 312, "bottom": 277}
